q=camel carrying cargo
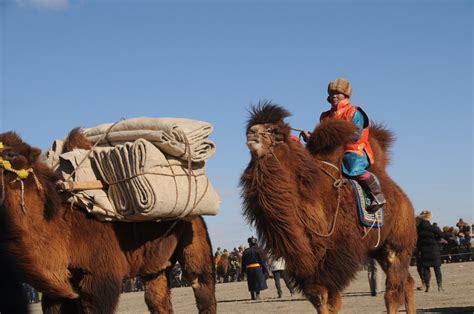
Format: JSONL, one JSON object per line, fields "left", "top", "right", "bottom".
{"left": 46, "top": 117, "right": 221, "bottom": 222}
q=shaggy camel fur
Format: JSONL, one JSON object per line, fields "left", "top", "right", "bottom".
{"left": 240, "top": 102, "right": 416, "bottom": 314}
{"left": 0, "top": 130, "right": 216, "bottom": 314}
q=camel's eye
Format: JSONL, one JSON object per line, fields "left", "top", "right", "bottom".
{"left": 271, "top": 128, "right": 285, "bottom": 141}
{"left": 4, "top": 150, "right": 18, "bottom": 160}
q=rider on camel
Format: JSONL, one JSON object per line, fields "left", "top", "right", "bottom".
{"left": 302, "top": 78, "right": 386, "bottom": 212}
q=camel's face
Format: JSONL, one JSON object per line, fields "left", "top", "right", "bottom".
{"left": 246, "top": 124, "right": 280, "bottom": 158}
{"left": 0, "top": 132, "right": 41, "bottom": 177}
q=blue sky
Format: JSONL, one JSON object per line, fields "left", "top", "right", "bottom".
{"left": 1, "top": 0, "right": 472, "bottom": 250}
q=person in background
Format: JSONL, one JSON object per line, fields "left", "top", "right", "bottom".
{"left": 367, "top": 258, "right": 380, "bottom": 296}
{"left": 241, "top": 237, "right": 268, "bottom": 300}
{"left": 214, "top": 247, "right": 223, "bottom": 258}
{"left": 416, "top": 210, "right": 445, "bottom": 292}
{"left": 270, "top": 256, "right": 294, "bottom": 298}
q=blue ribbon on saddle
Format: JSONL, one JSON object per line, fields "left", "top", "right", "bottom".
{"left": 349, "top": 179, "right": 384, "bottom": 227}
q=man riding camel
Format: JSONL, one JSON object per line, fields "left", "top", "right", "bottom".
{"left": 302, "top": 78, "right": 386, "bottom": 212}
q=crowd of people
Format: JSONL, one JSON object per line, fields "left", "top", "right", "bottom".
{"left": 416, "top": 217, "right": 473, "bottom": 265}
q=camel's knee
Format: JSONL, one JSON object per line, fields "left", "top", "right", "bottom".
{"left": 183, "top": 272, "right": 216, "bottom": 314}
{"left": 144, "top": 272, "right": 173, "bottom": 314}
{"left": 77, "top": 274, "right": 121, "bottom": 314}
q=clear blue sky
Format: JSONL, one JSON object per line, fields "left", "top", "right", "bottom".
{"left": 1, "top": 0, "right": 472, "bottom": 250}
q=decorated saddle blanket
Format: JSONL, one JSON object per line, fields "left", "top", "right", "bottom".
{"left": 349, "top": 179, "right": 384, "bottom": 227}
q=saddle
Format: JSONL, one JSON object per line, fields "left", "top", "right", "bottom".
{"left": 349, "top": 179, "right": 384, "bottom": 227}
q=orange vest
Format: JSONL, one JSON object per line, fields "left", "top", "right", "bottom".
{"left": 320, "top": 99, "right": 374, "bottom": 164}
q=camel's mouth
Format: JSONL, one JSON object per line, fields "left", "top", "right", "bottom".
{"left": 246, "top": 130, "right": 263, "bottom": 154}
{"left": 246, "top": 139, "right": 262, "bottom": 153}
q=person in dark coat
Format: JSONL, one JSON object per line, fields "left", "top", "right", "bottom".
{"left": 416, "top": 210, "right": 445, "bottom": 292}
{"left": 241, "top": 236, "right": 268, "bottom": 300}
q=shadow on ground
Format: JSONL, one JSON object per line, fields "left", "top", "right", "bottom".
{"left": 416, "top": 306, "right": 474, "bottom": 313}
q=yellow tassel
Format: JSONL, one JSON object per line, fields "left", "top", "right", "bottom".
{"left": 0, "top": 142, "right": 3, "bottom": 149}
{"left": 16, "top": 169, "right": 30, "bottom": 179}
{"left": 2, "top": 160, "right": 12, "bottom": 170}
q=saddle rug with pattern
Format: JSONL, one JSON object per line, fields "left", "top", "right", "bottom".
{"left": 349, "top": 179, "right": 384, "bottom": 227}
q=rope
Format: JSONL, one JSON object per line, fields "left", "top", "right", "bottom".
{"left": 0, "top": 162, "right": 43, "bottom": 211}
{"left": 102, "top": 171, "right": 205, "bottom": 186}
{"left": 176, "top": 128, "right": 205, "bottom": 219}
{"left": 361, "top": 216, "right": 382, "bottom": 248}
{"left": 61, "top": 122, "right": 211, "bottom": 222}
{"left": 295, "top": 160, "right": 346, "bottom": 238}
{"left": 13, "top": 178, "right": 28, "bottom": 214}
{"left": 289, "top": 127, "right": 306, "bottom": 133}
{"left": 63, "top": 119, "right": 123, "bottom": 182}
{"left": 313, "top": 161, "right": 382, "bottom": 246}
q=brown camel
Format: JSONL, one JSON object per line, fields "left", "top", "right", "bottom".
{"left": 240, "top": 102, "right": 416, "bottom": 314}
{"left": 0, "top": 130, "right": 216, "bottom": 314}
{"left": 215, "top": 253, "right": 231, "bottom": 283}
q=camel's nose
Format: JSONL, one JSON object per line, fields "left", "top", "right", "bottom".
{"left": 246, "top": 130, "right": 261, "bottom": 153}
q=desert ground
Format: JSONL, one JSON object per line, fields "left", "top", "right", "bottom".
{"left": 30, "top": 262, "right": 474, "bottom": 313}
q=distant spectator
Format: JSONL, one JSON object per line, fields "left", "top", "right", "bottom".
{"left": 242, "top": 237, "right": 268, "bottom": 300}
{"left": 231, "top": 247, "right": 242, "bottom": 282}
{"left": 415, "top": 215, "right": 427, "bottom": 290}
{"left": 270, "top": 256, "right": 294, "bottom": 298}
{"left": 416, "top": 210, "right": 445, "bottom": 292}
{"left": 367, "top": 258, "right": 380, "bottom": 296}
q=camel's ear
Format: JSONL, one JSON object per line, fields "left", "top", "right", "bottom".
{"left": 28, "top": 147, "right": 42, "bottom": 163}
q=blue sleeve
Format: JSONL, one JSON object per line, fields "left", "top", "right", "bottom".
{"left": 352, "top": 109, "right": 366, "bottom": 140}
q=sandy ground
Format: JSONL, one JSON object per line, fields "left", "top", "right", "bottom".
{"left": 30, "top": 262, "right": 474, "bottom": 313}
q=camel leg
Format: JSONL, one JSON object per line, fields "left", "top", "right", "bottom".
{"left": 177, "top": 217, "right": 216, "bottom": 314}
{"left": 303, "top": 284, "right": 331, "bottom": 314}
{"left": 78, "top": 273, "right": 122, "bottom": 314}
{"left": 143, "top": 271, "right": 173, "bottom": 314}
{"left": 41, "top": 295, "right": 79, "bottom": 314}
{"left": 328, "top": 289, "right": 342, "bottom": 313}
{"left": 404, "top": 273, "right": 416, "bottom": 314}
{"left": 377, "top": 250, "right": 414, "bottom": 314}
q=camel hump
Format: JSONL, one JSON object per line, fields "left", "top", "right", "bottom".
{"left": 64, "top": 128, "right": 92, "bottom": 152}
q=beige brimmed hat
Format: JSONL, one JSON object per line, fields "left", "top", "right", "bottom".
{"left": 328, "top": 78, "right": 352, "bottom": 97}
{"left": 417, "top": 210, "right": 432, "bottom": 221}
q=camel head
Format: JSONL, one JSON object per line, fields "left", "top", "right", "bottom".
{"left": 0, "top": 131, "right": 63, "bottom": 220}
{"left": 0, "top": 132, "right": 42, "bottom": 174}
{"left": 245, "top": 101, "right": 292, "bottom": 158}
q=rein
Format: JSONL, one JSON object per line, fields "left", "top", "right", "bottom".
{"left": 262, "top": 132, "right": 345, "bottom": 238}
{"left": 296, "top": 160, "right": 346, "bottom": 238}
{"left": 260, "top": 130, "right": 345, "bottom": 238}
{"left": 0, "top": 155, "right": 44, "bottom": 213}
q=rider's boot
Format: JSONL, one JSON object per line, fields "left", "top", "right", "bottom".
{"left": 358, "top": 172, "right": 386, "bottom": 212}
